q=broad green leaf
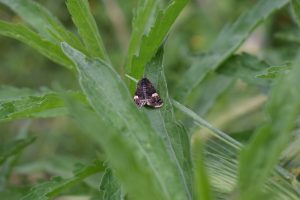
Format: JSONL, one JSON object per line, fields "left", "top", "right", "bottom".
{"left": 0, "top": 20, "right": 73, "bottom": 69}
{"left": 128, "top": 0, "right": 188, "bottom": 93}
{"left": 22, "top": 161, "right": 104, "bottom": 200}
{"left": 125, "top": 0, "right": 159, "bottom": 79}
{"left": 0, "top": 88, "right": 84, "bottom": 121}
{"left": 173, "top": 100, "right": 300, "bottom": 199}
{"left": 238, "top": 53, "right": 300, "bottom": 200}
{"left": 100, "top": 169, "right": 124, "bottom": 200}
{"left": 61, "top": 42, "right": 189, "bottom": 200}
{"left": 66, "top": 0, "right": 110, "bottom": 61}
{"left": 192, "top": 137, "right": 214, "bottom": 200}
{"left": 0, "top": 137, "right": 36, "bottom": 166}
{"left": 174, "top": 0, "right": 289, "bottom": 102}
{"left": 144, "top": 47, "right": 193, "bottom": 199}
{"left": 0, "top": 0, "right": 84, "bottom": 51}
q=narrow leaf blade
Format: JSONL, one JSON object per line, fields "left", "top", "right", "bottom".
{"left": 66, "top": 0, "right": 109, "bottom": 61}
{"left": 0, "top": 20, "right": 73, "bottom": 68}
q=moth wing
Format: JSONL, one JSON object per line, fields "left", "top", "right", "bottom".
{"left": 147, "top": 93, "right": 163, "bottom": 108}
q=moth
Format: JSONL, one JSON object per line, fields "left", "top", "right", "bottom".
{"left": 133, "top": 77, "right": 163, "bottom": 108}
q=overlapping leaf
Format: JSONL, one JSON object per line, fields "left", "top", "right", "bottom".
{"left": 173, "top": 100, "right": 300, "bottom": 199}
{"left": 0, "top": 88, "right": 84, "bottom": 121}
{"left": 66, "top": 0, "right": 109, "bottom": 61}
{"left": 0, "top": 21, "right": 73, "bottom": 68}
{"left": 0, "top": 137, "right": 36, "bottom": 166}
{"left": 144, "top": 47, "right": 193, "bottom": 199}
{"left": 238, "top": 53, "right": 300, "bottom": 200}
{"left": 61, "top": 43, "right": 189, "bottom": 200}
{"left": 22, "top": 162, "right": 104, "bottom": 200}
{"left": 0, "top": 0, "right": 83, "bottom": 50}
{"left": 127, "top": 0, "right": 188, "bottom": 93}
{"left": 174, "top": 0, "right": 289, "bottom": 102}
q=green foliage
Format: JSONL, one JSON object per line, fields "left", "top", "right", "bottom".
{"left": 238, "top": 54, "right": 300, "bottom": 200}
{"left": 66, "top": 0, "right": 109, "bottom": 62}
{"left": 192, "top": 138, "right": 214, "bottom": 200}
{"left": 0, "top": 0, "right": 84, "bottom": 52}
{"left": 174, "top": 0, "right": 289, "bottom": 102}
{"left": 217, "top": 53, "right": 271, "bottom": 87}
{"left": 0, "top": 137, "right": 35, "bottom": 166}
{"left": 100, "top": 169, "right": 124, "bottom": 200}
{"left": 126, "top": 0, "right": 188, "bottom": 93}
{"left": 62, "top": 43, "right": 189, "bottom": 200}
{"left": 0, "top": 20, "right": 73, "bottom": 68}
{"left": 22, "top": 161, "right": 104, "bottom": 200}
{"left": 256, "top": 63, "right": 292, "bottom": 79}
{"left": 0, "top": 0, "right": 300, "bottom": 199}
{"left": 0, "top": 87, "right": 84, "bottom": 121}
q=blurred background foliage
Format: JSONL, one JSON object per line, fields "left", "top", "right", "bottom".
{"left": 0, "top": 0, "right": 299, "bottom": 198}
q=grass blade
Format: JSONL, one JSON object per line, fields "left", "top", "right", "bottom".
{"left": 61, "top": 42, "right": 189, "bottom": 200}
{"left": 127, "top": 0, "right": 188, "bottom": 93}
{"left": 174, "top": 0, "right": 289, "bottom": 101}
{"left": 0, "top": 21, "right": 73, "bottom": 69}
{"left": 66, "top": 0, "right": 110, "bottom": 62}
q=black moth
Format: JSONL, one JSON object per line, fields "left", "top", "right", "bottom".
{"left": 133, "top": 77, "right": 163, "bottom": 108}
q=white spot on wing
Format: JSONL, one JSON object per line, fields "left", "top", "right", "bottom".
{"left": 151, "top": 93, "right": 158, "bottom": 97}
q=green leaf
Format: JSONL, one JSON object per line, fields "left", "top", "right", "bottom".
{"left": 100, "top": 169, "right": 124, "bottom": 200}
{"left": 256, "top": 63, "right": 292, "bottom": 79}
{"left": 66, "top": 0, "right": 110, "bottom": 61}
{"left": 125, "top": 0, "right": 159, "bottom": 79}
{"left": 217, "top": 53, "right": 271, "bottom": 87}
{"left": 238, "top": 53, "right": 300, "bottom": 200}
{"left": 0, "top": 20, "right": 73, "bottom": 69}
{"left": 64, "top": 95, "right": 164, "bottom": 200}
{"left": 174, "top": 0, "right": 289, "bottom": 101}
{"left": 291, "top": 0, "right": 300, "bottom": 26}
{"left": 0, "top": 137, "right": 36, "bottom": 166}
{"left": 22, "top": 161, "right": 104, "bottom": 200}
{"left": 173, "top": 100, "right": 300, "bottom": 199}
{"left": 0, "top": 0, "right": 84, "bottom": 51}
{"left": 183, "top": 73, "right": 233, "bottom": 116}
{"left": 0, "top": 123, "right": 33, "bottom": 191}
{"left": 127, "top": 0, "right": 188, "bottom": 93}
{"left": 144, "top": 47, "right": 193, "bottom": 199}
{"left": 61, "top": 42, "right": 189, "bottom": 200}
{"left": 192, "top": 137, "right": 214, "bottom": 200}
{"left": 0, "top": 88, "right": 84, "bottom": 121}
